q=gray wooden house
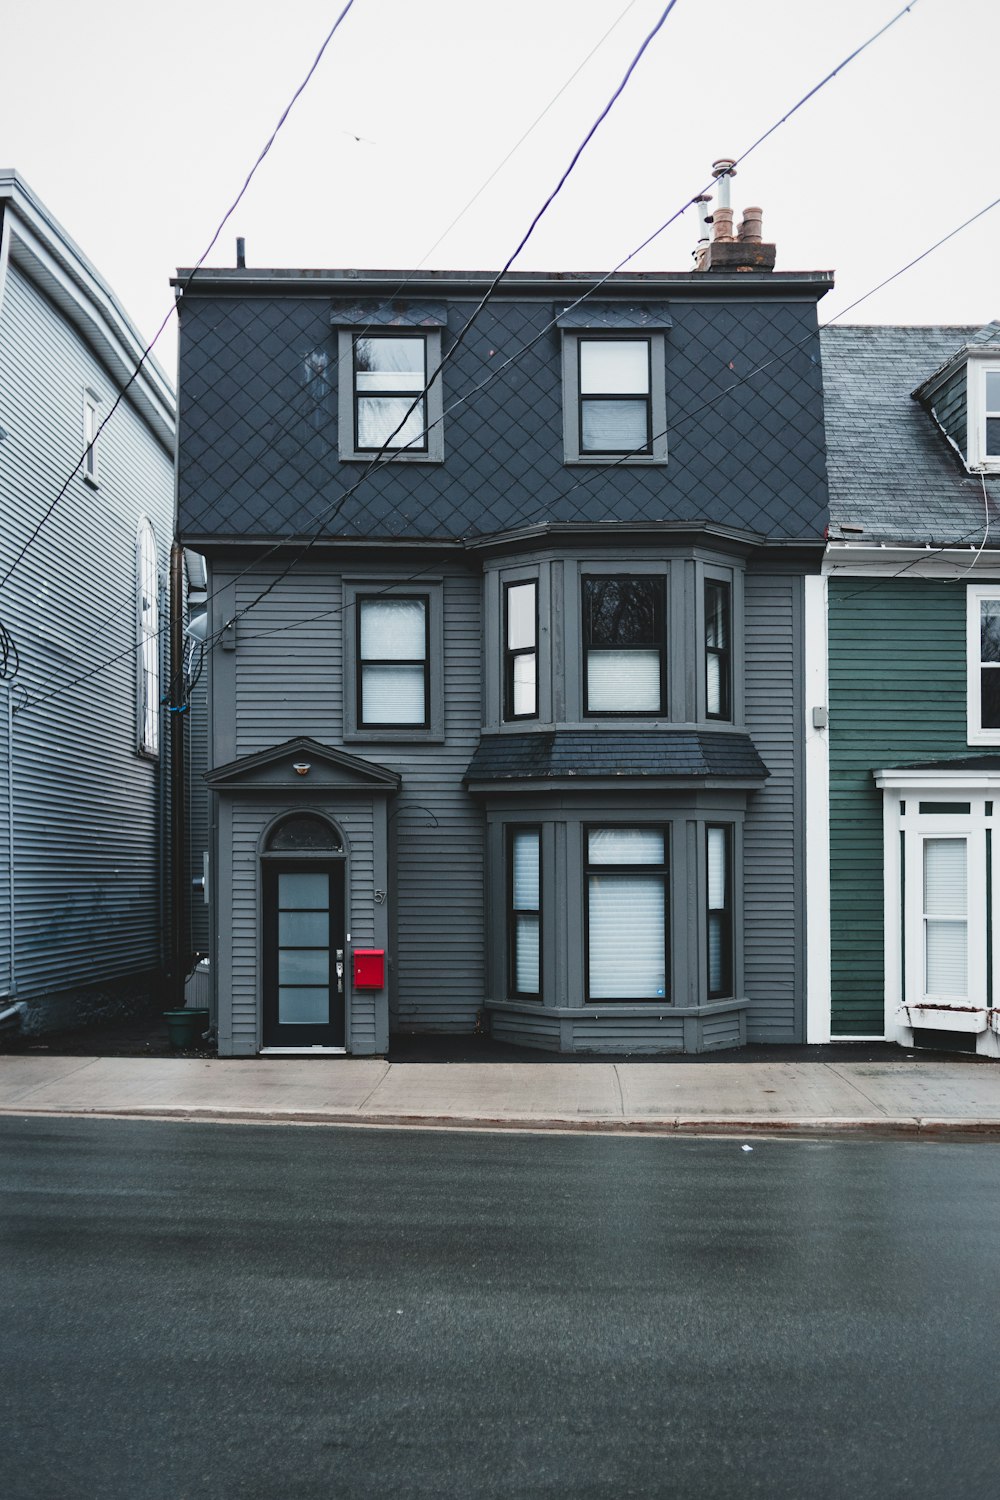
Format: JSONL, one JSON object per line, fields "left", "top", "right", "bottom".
{"left": 176, "top": 212, "right": 831, "bottom": 1056}
{"left": 0, "top": 171, "right": 175, "bottom": 1036}
{"left": 820, "top": 322, "right": 1000, "bottom": 1059}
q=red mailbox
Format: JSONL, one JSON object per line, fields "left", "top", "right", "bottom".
{"left": 353, "top": 948, "right": 385, "bottom": 990}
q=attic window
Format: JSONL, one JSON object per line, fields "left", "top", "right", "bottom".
{"left": 985, "top": 370, "right": 1000, "bottom": 460}
{"left": 966, "top": 360, "right": 1000, "bottom": 470}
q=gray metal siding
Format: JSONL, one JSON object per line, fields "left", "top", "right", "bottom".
{"left": 742, "top": 572, "right": 802, "bottom": 1042}
{"left": 0, "top": 685, "right": 11, "bottom": 995}
{"left": 224, "top": 562, "right": 485, "bottom": 1038}
{"left": 185, "top": 666, "right": 210, "bottom": 954}
{"left": 0, "top": 261, "right": 174, "bottom": 1003}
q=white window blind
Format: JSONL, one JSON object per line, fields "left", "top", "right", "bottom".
{"left": 923, "top": 838, "right": 968, "bottom": 997}
{"left": 511, "top": 830, "right": 540, "bottom": 994}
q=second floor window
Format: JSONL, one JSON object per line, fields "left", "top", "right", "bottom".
{"left": 83, "top": 391, "right": 99, "bottom": 484}
{"left": 583, "top": 575, "right": 666, "bottom": 715}
{"left": 578, "top": 338, "right": 652, "bottom": 455}
{"left": 504, "top": 581, "right": 537, "bottom": 720}
{"left": 358, "top": 596, "right": 428, "bottom": 728}
{"left": 705, "top": 580, "right": 732, "bottom": 720}
{"left": 353, "top": 335, "right": 426, "bottom": 452}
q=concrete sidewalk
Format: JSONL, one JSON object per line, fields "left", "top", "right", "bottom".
{"left": 1, "top": 1054, "right": 1000, "bottom": 1136}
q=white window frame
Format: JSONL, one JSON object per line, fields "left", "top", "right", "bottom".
{"left": 965, "top": 358, "right": 1000, "bottom": 471}
{"left": 136, "top": 518, "right": 160, "bottom": 757}
{"left": 966, "top": 583, "right": 1000, "bottom": 745}
{"left": 82, "top": 389, "right": 100, "bottom": 486}
{"left": 876, "top": 772, "right": 1000, "bottom": 1052}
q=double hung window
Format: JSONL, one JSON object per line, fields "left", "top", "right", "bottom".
{"left": 578, "top": 339, "right": 652, "bottom": 456}
{"left": 586, "top": 828, "right": 668, "bottom": 1000}
{"left": 137, "top": 519, "right": 159, "bottom": 757}
{"left": 583, "top": 575, "right": 666, "bottom": 715}
{"left": 353, "top": 335, "right": 427, "bottom": 452}
{"left": 707, "top": 826, "right": 733, "bottom": 998}
{"left": 509, "top": 829, "right": 541, "bottom": 997}
{"left": 357, "top": 595, "right": 428, "bottom": 728}
{"left": 984, "top": 369, "right": 1000, "bottom": 462}
{"left": 967, "top": 585, "right": 1000, "bottom": 743}
{"left": 705, "top": 580, "right": 732, "bottom": 720}
{"left": 503, "top": 581, "right": 537, "bottom": 720}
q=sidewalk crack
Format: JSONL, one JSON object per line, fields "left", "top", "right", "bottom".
{"left": 355, "top": 1061, "right": 392, "bottom": 1113}
{"left": 611, "top": 1064, "right": 625, "bottom": 1117}
{"left": 823, "top": 1063, "right": 890, "bottom": 1116}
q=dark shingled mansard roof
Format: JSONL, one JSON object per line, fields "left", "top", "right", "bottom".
{"left": 821, "top": 323, "right": 1000, "bottom": 546}
{"left": 464, "top": 731, "right": 768, "bottom": 786}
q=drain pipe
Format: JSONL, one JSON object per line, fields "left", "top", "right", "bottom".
{"left": 169, "top": 542, "right": 188, "bottom": 1008}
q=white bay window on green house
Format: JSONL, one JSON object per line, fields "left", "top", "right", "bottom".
{"left": 967, "top": 584, "right": 1000, "bottom": 742}
{"left": 876, "top": 775, "right": 1000, "bottom": 1055}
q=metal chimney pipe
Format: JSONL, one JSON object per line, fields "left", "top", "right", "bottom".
{"left": 711, "top": 159, "right": 737, "bottom": 211}
{"left": 236, "top": 237, "right": 246, "bottom": 269}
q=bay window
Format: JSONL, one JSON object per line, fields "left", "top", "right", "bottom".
{"left": 707, "top": 825, "right": 733, "bottom": 998}
{"left": 509, "top": 828, "right": 541, "bottom": 998}
{"left": 705, "top": 580, "right": 732, "bottom": 721}
{"left": 504, "top": 581, "right": 537, "bottom": 721}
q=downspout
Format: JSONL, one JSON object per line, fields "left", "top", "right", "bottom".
{"left": 169, "top": 541, "right": 188, "bottom": 1006}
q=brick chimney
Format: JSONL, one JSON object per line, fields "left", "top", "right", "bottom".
{"left": 696, "top": 160, "right": 777, "bottom": 272}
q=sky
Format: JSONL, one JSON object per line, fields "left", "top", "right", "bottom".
{"left": 2, "top": 0, "right": 999, "bottom": 383}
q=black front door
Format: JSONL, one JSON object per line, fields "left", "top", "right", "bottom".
{"left": 263, "top": 861, "right": 345, "bottom": 1047}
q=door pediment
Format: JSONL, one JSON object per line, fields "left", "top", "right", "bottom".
{"left": 205, "top": 736, "right": 401, "bottom": 795}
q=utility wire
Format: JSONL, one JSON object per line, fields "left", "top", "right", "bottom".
{"left": 71, "top": 0, "right": 916, "bottom": 664}
{"left": 10, "top": 1, "right": 931, "bottom": 714}
{"left": 0, "top": 0, "right": 359, "bottom": 597}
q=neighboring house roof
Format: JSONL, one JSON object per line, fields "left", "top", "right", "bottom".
{"left": 0, "top": 170, "right": 175, "bottom": 451}
{"left": 464, "top": 731, "right": 768, "bottom": 787}
{"left": 821, "top": 324, "right": 1000, "bottom": 546}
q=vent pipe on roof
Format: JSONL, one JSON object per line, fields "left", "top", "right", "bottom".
{"left": 236, "top": 237, "right": 246, "bottom": 270}
{"left": 695, "top": 159, "right": 776, "bottom": 273}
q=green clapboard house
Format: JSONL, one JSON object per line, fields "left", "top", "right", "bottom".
{"left": 820, "top": 323, "right": 1000, "bottom": 1058}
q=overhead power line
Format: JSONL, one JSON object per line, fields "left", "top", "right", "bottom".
{"left": 0, "top": 0, "right": 359, "bottom": 597}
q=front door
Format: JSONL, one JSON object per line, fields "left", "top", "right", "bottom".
{"left": 263, "top": 862, "right": 346, "bottom": 1048}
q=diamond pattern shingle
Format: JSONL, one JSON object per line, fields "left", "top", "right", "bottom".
{"left": 177, "top": 284, "right": 828, "bottom": 545}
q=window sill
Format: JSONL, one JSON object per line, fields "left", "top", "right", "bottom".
{"left": 344, "top": 729, "right": 445, "bottom": 746}
{"left": 564, "top": 455, "right": 666, "bottom": 467}
{"left": 487, "top": 997, "right": 749, "bottom": 1019}
{"left": 339, "top": 450, "right": 443, "bottom": 465}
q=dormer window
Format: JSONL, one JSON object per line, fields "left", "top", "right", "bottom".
{"left": 982, "top": 368, "right": 1000, "bottom": 463}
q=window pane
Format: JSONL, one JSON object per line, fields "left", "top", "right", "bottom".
{"left": 515, "top": 913, "right": 540, "bottom": 993}
{"left": 706, "top": 653, "right": 722, "bottom": 717}
{"left": 588, "top": 828, "right": 664, "bottom": 865}
{"left": 588, "top": 874, "right": 665, "bottom": 998}
{"left": 923, "top": 838, "right": 966, "bottom": 916}
{"left": 708, "top": 913, "right": 725, "bottom": 994}
{"left": 980, "top": 600, "right": 1000, "bottom": 663}
{"left": 361, "top": 664, "right": 425, "bottom": 723}
{"left": 587, "top": 649, "right": 661, "bottom": 711}
{"left": 925, "top": 920, "right": 968, "bottom": 995}
{"left": 354, "top": 337, "right": 424, "bottom": 389}
{"left": 585, "top": 578, "right": 663, "bottom": 646}
{"left": 360, "top": 599, "right": 426, "bottom": 660}
{"left": 512, "top": 830, "right": 540, "bottom": 909}
{"left": 706, "top": 582, "right": 729, "bottom": 649}
{"left": 581, "top": 399, "right": 648, "bottom": 452}
{"left": 268, "top": 816, "right": 342, "bottom": 852}
{"left": 982, "top": 668, "right": 1000, "bottom": 729}
{"left": 987, "top": 369, "right": 1000, "bottom": 410}
{"left": 987, "top": 418, "right": 1000, "bottom": 457}
{"left": 278, "top": 987, "right": 330, "bottom": 1025}
{"left": 279, "top": 910, "right": 329, "bottom": 948}
{"left": 278, "top": 872, "right": 328, "bottom": 910}
{"left": 708, "top": 827, "right": 727, "bottom": 908}
{"left": 279, "top": 949, "right": 330, "bottom": 986}
{"left": 357, "top": 396, "right": 425, "bottom": 449}
{"left": 507, "top": 583, "right": 536, "bottom": 650}
{"left": 580, "top": 340, "right": 649, "bottom": 394}
{"left": 512, "top": 654, "right": 536, "bottom": 716}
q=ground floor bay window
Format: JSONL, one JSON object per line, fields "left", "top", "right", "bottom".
{"left": 480, "top": 796, "right": 750, "bottom": 1054}
{"left": 877, "top": 769, "right": 1000, "bottom": 1058}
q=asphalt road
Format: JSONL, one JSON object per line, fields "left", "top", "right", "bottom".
{"left": 2, "top": 1119, "right": 998, "bottom": 1500}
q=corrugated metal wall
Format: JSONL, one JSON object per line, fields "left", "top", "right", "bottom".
{"left": 828, "top": 577, "right": 967, "bottom": 1035}
{"left": 0, "top": 261, "right": 174, "bottom": 1005}
{"left": 0, "top": 684, "right": 11, "bottom": 995}
{"left": 743, "top": 571, "right": 803, "bottom": 1042}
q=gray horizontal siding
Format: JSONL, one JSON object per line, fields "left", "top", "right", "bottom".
{"left": 742, "top": 573, "right": 802, "bottom": 1043}
{"left": 0, "top": 260, "right": 174, "bottom": 1004}
{"left": 0, "top": 686, "right": 11, "bottom": 995}
{"left": 227, "top": 563, "right": 485, "bottom": 1037}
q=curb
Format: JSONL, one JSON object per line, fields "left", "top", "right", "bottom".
{"left": 3, "top": 1104, "right": 1000, "bottom": 1138}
